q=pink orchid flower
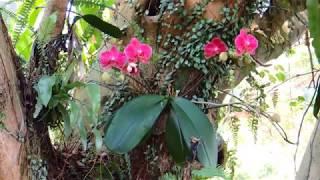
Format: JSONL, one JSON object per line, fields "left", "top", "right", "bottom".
{"left": 204, "top": 37, "right": 228, "bottom": 59}
{"left": 99, "top": 46, "right": 126, "bottom": 70}
{"left": 124, "top": 38, "right": 152, "bottom": 64}
{"left": 124, "top": 62, "right": 139, "bottom": 76}
{"left": 235, "top": 29, "right": 258, "bottom": 56}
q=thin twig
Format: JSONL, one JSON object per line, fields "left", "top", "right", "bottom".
{"left": 305, "top": 31, "right": 316, "bottom": 88}
{"left": 268, "top": 69, "right": 320, "bottom": 93}
{"left": 192, "top": 100, "right": 242, "bottom": 108}
{"left": 83, "top": 156, "right": 98, "bottom": 180}
{"left": 217, "top": 89, "right": 295, "bottom": 144}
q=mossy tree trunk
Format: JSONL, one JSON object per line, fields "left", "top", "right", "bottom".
{"left": 0, "top": 15, "right": 27, "bottom": 180}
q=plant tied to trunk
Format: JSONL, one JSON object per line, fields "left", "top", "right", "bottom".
{"left": 99, "top": 12, "right": 259, "bottom": 170}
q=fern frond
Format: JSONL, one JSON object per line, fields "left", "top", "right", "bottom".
{"left": 272, "top": 89, "right": 279, "bottom": 108}
{"left": 12, "top": 0, "right": 35, "bottom": 44}
{"left": 0, "top": 7, "right": 17, "bottom": 20}
{"left": 229, "top": 116, "right": 240, "bottom": 146}
{"left": 248, "top": 116, "right": 259, "bottom": 143}
{"left": 73, "top": 0, "right": 114, "bottom": 9}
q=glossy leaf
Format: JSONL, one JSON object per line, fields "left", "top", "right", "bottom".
{"left": 105, "top": 95, "right": 168, "bottom": 153}
{"left": 170, "top": 97, "right": 218, "bottom": 167}
{"left": 93, "top": 128, "right": 103, "bottom": 151}
{"left": 69, "top": 101, "right": 80, "bottom": 127}
{"left": 307, "top": 0, "right": 320, "bottom": 62}
{"left": 275, "top": 72, "right": 286, "bottom": 82}
{"left": 61, "top": 61, "right": 76, "bottom": 86}
{"left": 78, "top": 113, "right": 87, "bottom": 150}
{"left": 192, "top": 166, "right": 229, "bottom": 179}
{"left": 86, "top": 83, "right": 100, "bottom": 114}
{"left": 15, "top": 29, "right": 33, "bottom": 61}
{"left": 38, "top": 12, "right": 57, "bottom": 43}
{"left": 82, "top": 14, "right": 122, "bottom": 38}
{"left": 64, "top": 114, "right": 72, "bottom": 138}
{"left": 34, "top": 75, "right": 56, "bottom": 107}
{"left": 166, "top": 110, "right": 191, "bottom": 163}
{"left": 33, "top": 99, "right": 43, "bottom": 118}
{"left": 313, "top": 86, "right": 320, "bottom": 118}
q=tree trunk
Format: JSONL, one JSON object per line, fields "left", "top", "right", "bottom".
{"left": 296, "top": 120, "right": 320, "bottom": 180}
{"left": 0, "top": 16, "right": 27, "bottom": 180}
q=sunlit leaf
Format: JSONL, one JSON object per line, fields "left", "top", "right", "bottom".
{"left": 69, "top": 101, "right": 80, "bottom": 127}
{"left": 82, "top": 14, "right": 122, "bottom": 38}
{"left": 275, "top": 72, "right": 286, "bottom": 82}
{"left": 37, "top": 12, "right": 57, "bottom": 43}
{"left": 15, "top": 29, "right": 33, "bottom": 61}
{"left": 313, "top": 86, "right": 320, "bottom": 118}
{"left": 34, "top": 75, "right": 56, "bottom": 107}
{"left": 307, "top": 0, "right": 320, "bottom": 62}
{"left": 93, "top": 128, "right": 103, "bottom": 151}
{"left": 33, "top": 99, "right": 43, "bottom": 118}
{"left": 192, "top": 166, "right": 229, "bottom": 179}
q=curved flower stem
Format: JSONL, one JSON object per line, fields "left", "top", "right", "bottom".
{"left": 125, "top": 74, "right": 152, "bottom": 93}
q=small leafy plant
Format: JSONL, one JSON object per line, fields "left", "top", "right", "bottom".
{"left": 99, "top": 29, "right": 259, "bottom": 167}
{"left": 104, "top": 95, "right": 218, "bottom": 166}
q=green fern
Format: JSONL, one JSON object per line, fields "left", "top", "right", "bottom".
{"left": 12, "top": 0, "right": 35, "bottom": 44}
{"left": 272, "top": 89, "right": 279, "bottom": 108}
{"left": 73, "top": 0, "right": 115, "bottom": 8}
{"left": 248, "top": 116, "right": 259, "bottom": 143}
{"left": 225, "top": 150, "right": 237, "bottom": 180}
{"left": 0, "top": 7, "right": 18, "bottom": 20}
{"left": 229, "top": 116, "right": 240, "bottom": 146}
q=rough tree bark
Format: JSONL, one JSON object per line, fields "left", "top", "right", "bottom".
{"left": 0, "top": 16, "right": 27, "bottom": 180}
{"left": 0, "top": 0, "right": 67, "bottom": 179}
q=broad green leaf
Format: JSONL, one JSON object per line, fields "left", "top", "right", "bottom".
{"left": 56, "top": 104, "right": 72, "bottom": 138}
{"left": 275, "top": 72, "right": 286, "bottom": 82}
{"left": 93, "top": 128, "right": 103, "bottom": 151}
{"left": 69, "top": 100, "right": 88, "bottom": 149}
{"left": 166, "top": 110, "right": 191, "bottom": 163}
{"left": 61, "top": 61, "right": 76, "bottom": 86}
{"left": 78, "top": 113, "right": 87, "bottom": 150}
{"left": 69, "top": 101, "right": 80, "bottom": 127}
{"left": 105, "top": 95, "right": 168, "bottom": 153}
{"left": 86, "top": 83, "right": 101, "bottom": 125}
{"left": 86, "top": 83, "right": 101, "bottom": 114}
{"left": 63, "top": 81, "right": 85, "bottom": 92}
{"left": 82, "top": 14, "right": 122, "bottom": 38}
{"left": 34, "top": 75, "right": 56, "bottom": 107}
{"left": 64, "top": 114, "right": 72, "bottom": 138}
{"left": 192, "top": 166, "right": 229, "bottom": 179}
{"left": 48, "top": 93, "right": 69, "bottom": 109}
{"left": 38, "top": 12, "right": 57, "bottom": 43}
{"left": 28, "top": 0, "right": 44, "bottom": 27}
{"left": 15, "top": 29, "right": 33, "bottom": 61}
{"left": 33, "top": 99, "right": 43, "bottom": 118}
{"left": 171, "top": 97, "right": 218, "bottom": 167}
{"left": 307, "top": 0, "right": 320, "bottom": 62}
{"left": 314, "top": 86, "right": 320, "bottom": 118}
